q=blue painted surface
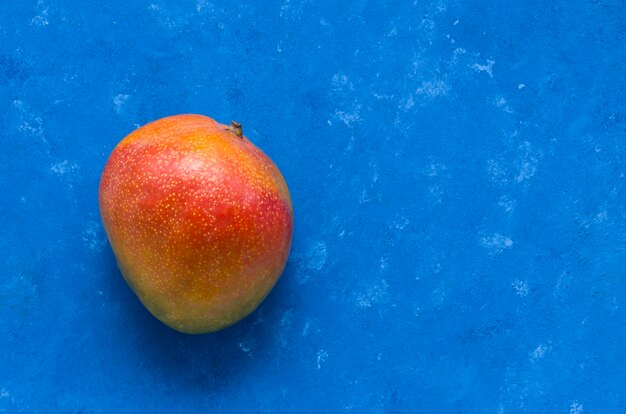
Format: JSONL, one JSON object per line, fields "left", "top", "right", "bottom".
{"left": 1, "top": 1, "right": 626, "bottom": 412}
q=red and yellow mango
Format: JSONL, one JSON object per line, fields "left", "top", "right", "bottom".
{"left": 99, "top": 114, "right": 293, "bottom": 333}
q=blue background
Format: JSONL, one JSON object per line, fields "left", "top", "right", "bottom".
{"left": 1, "top": 0, "right": 625, "bottom": 412}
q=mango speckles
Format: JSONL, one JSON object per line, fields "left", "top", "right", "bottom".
{"left": 99, "top": 114, "right": 293, "bottom": 334}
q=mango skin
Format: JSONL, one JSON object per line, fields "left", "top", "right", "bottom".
{"left": 99, "top": 114, "right": 293, "bottom": 334}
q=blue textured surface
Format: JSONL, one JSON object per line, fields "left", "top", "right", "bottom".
{"left": 2, "top": 1, "right": 626, "bottom": 412}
